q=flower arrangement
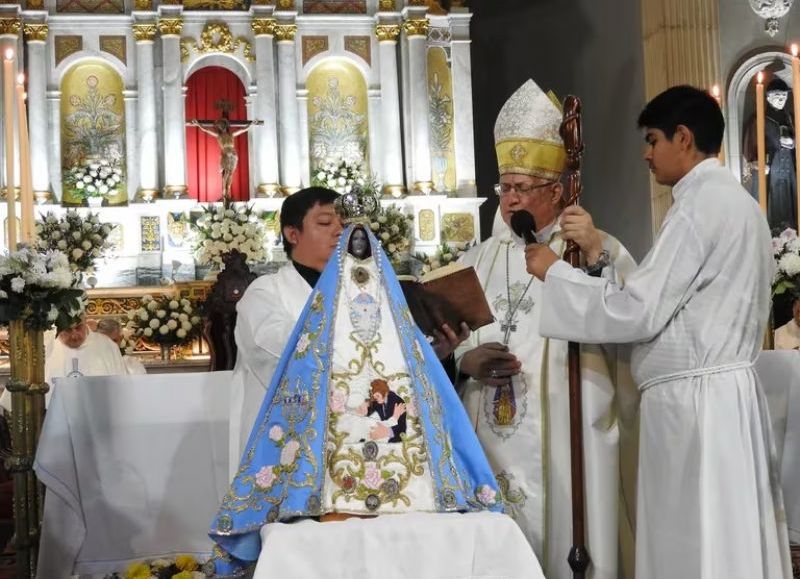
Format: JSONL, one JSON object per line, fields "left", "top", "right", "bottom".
{"left": 413, "top": 242, "right": 474, "bottom": 275}
{"left": 189, "top": 205, "right": 268, "bottom": 268}
{"left": 103, "top": 554, "right": 213, "bottom": 579}
{"left": 772, "top": 227, "right": 800, "bottom": 297}
{"left": 367, "top": 205, "right": 413, "bottom": 271}
{"left": 0, "top": 245, "right": 85, "bottom": 331}
{"left": 36, "top": 210, "right": 113, "bottom": 274}
{"left": 125, "top": 294, "right": 202, "bottom": 346}
{"left": 63, "top": 159, "right": 122, "bottom": 202}
{"left": 312, "top": 158, "right": 377, "bottom": 195}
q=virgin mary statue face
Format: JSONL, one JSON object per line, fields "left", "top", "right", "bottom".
{"left": 348, "top": 227, "right": 370, "bottom": 259}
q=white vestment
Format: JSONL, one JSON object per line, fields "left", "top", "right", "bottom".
{"left": 229, "top": 263, "right": 312, "bottom": 476}
{"left": 0, "top": 331, "right": 128, "bottom": 412}
{"left": 775, "top": 319, "right": 800, "bottom": 350}
{"left": 540, "top": 159, "right": 792, "bottom": 579}
{"left": 122, "top": 355, "right": 147, "bottom": 375}
{"left": 456, "top": 214, "right": 637, "bottom": 579}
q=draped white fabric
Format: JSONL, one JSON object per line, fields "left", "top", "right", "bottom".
{"left": 35, "top": 373, "right": 231, "bottom": 577}
{"left": 540, "top": 159, "right": 792, "bottom": 579}
{"left": 254, "top": 512, "right": 543, "bottom": 579}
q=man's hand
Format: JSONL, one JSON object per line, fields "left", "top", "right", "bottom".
{"left": 431, "top": 322, "right": 470, "bottom": 360}
{"left": 559, "top": 206, "right": 603, "bottom": 264}
{"left": 369, "top": 423, "right": 391, "bottom": 440}
{"left": 356, "top": 402, "right": 369, "bottom": 416}
{"left": 459, "top": 342, "right": 521, "bottom": 386}
{"left": 392, "top": 403, "right": 406, "bottom": 421}
{"left": 524, "top": 243, "right": 560, "bottom": 281}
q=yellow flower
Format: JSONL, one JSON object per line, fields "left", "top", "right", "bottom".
{"left": 171, "top": 572, "right": 194, "bottom": 579}
{"left": 124, "top": 562, "right": 151, "bottom": 579}
{"left": 175, "top": 555, "right": 199, "bottom": 571}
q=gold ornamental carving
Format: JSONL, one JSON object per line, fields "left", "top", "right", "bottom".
{"left": 276, "top": 0, "right": 294, "bottom": 8}
{"left": 441, "top": 212, "right": 475, "bottom": 243}
{"left": 274, "top": 23, "right": 297, "bottom": 42}
{"left": 180, "top": 22, "right": 254, "bottom": 63}
{"left": 402, "top": 18, "right": 429, "bottom": 37}
{"left": 302, "top": 35, "right": 328, "bottom": 65}
{"left": 344, "top": 36, "right": 370, "bottom": 64}
{"left": 100, "top": 35, "right": 127, "bottom": 64}
{"left": 133, "top": 23, "right": 157, "bottom": 42}
{"left": 55, "top": 35, "right": 82, "bottom": 66}
{"left": 23, "top": 23, "right": 48, "bottom": 43}
{"left": 375, "top": 24, "right": 400, "bottom": 42}
{"left": 134, "top": 0, "right": 152, "bottom": 9}
{"left": 378, "top": 0, "right": 395, "bottom": 10}
{"left": 158, "top": 17, "right": 184, "bottom": 37}
{"left": 418, "top": 209, "right": 435, "bottom": 241}
{"left": 251, "top": 0, "right": 276, "bottom": 5}
{"left": 251, "top": 17, "right": 276, "bottom": 37}
{"left": 26, "top": 0, "right": 45, "bottom": 8}
{"left": 0, "top": 18, "right": 21, "bottom": 37}
{"left": 408, "top": 0, "right": 426, "bottom": 5}
{"left": 183, "top": 0, "right": 247, "bottom": 8}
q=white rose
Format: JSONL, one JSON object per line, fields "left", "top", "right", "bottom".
{"left": 169, "top": 300, "right": 179, "bottom": 310}
{"left": 143, "top": 327, "right": 153, "bottom": 337}
{"left": 780, "top": 253, "right": 800, "bottom": 276}
{"left": 181, "top": 321, "right": 192, "bottom": 331}
{"left": 179, "top": 313, "right": 189, "bottom": 322}
{"left": 147, "top": 301, "right": 158, "bottom": 312}
{"left": 139, "top": 311, "right": 149, "bottom": 321}
{"left": 159, "top": 325, "right": 169, "bottom": 335}
{"left": 72, "top": 231, "right": 81, "bottom": 240}
{"left": 71, "top": 248, "right": 84, "bottom": 259}
{"left": 57, "top": 240, "right": 67, "bottom": 249}
{"left": 167, "top": 319, "right": 178, "bottom": 330}
{"left": 156, "top": 309, "right": 166, "bottom": 319}
{"left": 176, "top": 328, "right": 187, "bottom": 339}
{"left": 149, "top": 318, "right": 160, "bottom": 329}
{"left": 81, "top": 240, "right": 91, "bottom": 250}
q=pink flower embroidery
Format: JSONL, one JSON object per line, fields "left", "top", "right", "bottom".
{"left": 406, "top": 398, "right": 417, "bottom": 418}
{"left": 477, "top": 484, "right": 497, "bottom": 506}
{"left": 268, "top": 425, "right": 284, "bottom": 442}
{"left": 296, "top": 333, "right": 311, "bottom": 355}
{"left": 280, "top": 439, "right": 301, "bottom": 465}
{"left": 363, "top": 463, "right": 382, "bottom": 490}
{"left": 329, "top": 389, "right": 346, "bottom": 413}
{"left": 255, "top": 466, "right": 277, "bottom": 490}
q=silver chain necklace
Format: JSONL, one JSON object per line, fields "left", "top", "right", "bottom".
{"left": 500, "top": 243, "right": 534, "bottom": 344}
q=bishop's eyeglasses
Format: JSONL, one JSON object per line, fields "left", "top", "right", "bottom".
{"left": 493, "top": 181, "right": 555, "bottom": 197}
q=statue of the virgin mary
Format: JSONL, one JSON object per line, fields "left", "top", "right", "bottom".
{"left": 208, "top": 191, "right": 501, "bottom": 574}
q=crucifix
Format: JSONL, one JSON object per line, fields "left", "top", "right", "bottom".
{"left": 186, "top": 99, "right": 264, "bottom": 207}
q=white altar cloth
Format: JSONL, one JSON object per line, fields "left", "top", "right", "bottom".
{"left": 34, "top": 372, "right": 231, "bottom": 577}
{"left": 254, "top": 511, "right": 543, "bottom": 579}
{"left": 756, "top": 350, "right": 800, "bottom": 542}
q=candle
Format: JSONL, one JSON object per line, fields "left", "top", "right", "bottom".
{"left": 2, "top": 49, "right": 16, "bottom": 250}
{"left": 792, "top": 44, "right": 800, "bottom": 229}
{"left": 711, "top": 84, "right": 726, "bottom": 165}
{"left": 16, "top": 74, "right": 33, "bottom": 243}
{"left": 756, "top": 71, "right": 768, "bottom": 214}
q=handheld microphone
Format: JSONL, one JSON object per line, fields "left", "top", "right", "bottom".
{"left": 510, "top": 210, "right": 538, "bottom": 244}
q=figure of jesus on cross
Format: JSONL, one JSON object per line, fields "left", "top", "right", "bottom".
{"left": 187, "top": 99, "right": 263, "bottom": 207}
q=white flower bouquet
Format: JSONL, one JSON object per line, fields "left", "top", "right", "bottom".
{"left": 36, "top": 210, "right": 113, "bottom": 274}
{"left": 367, "top": 205, "right": 413, "bottom": 271}
{"left": 312, "top": 158, "right": 377, "bottom": 195}
{"left": 189, "top": 205, "right": 268, "bottom": 268}
{"left": 125, "top": 294, "right": 202, "bottom": 346}
{"left": 772, "top": 227, "right": 800, "bottom": 297}
{"left": 64, "top": 159, "right": 122, "bottom": 201}
{"left": 0, "top": 245, "right": 86, "bottom": 331}
{"left": 413, "top": 241, "right": 474, "bottom": 275}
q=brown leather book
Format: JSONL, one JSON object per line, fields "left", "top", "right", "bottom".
{"left": 397, "top": 264, "right": 494, "bottom": 336}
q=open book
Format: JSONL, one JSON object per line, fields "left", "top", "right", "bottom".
{"left": 397, "top": 263, "right": 494, "bottom": 336}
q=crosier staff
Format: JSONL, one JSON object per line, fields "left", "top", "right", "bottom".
{"left": 559, "top": 95, "right": 591, "bottom": 579}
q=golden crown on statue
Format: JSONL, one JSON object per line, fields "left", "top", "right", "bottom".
{"left": 335, "top": 185, "right": 379, "bottom": 224}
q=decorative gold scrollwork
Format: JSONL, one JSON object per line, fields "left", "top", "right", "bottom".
{"left": 402, "top": 18, "right": 429, "bottom": 38}
{"left": 180, "top": 22, "right": 255, "bottom": 63}
{"left": 375, "top": 24, "right": 400, "bottom": 42}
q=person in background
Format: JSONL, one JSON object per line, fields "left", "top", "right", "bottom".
{"left": 96, "top": 318, "right": 147, "bottom": 375}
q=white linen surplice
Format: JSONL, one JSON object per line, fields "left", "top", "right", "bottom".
{"left": 539, "top": 159, "right": 792, "bottom": 579}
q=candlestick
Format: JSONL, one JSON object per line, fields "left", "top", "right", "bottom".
{"left": 711, "top": 84, "right": 726, "bottom": 166}
{"left": 756, "top": 71, "right": 768, "bottom": 214}
{"left": 792, "top": 44, "right": 800, "bottom": 229}
{"left": 16, "top": 74, "right": 33, "bottom": 243}
{"left": 3, "top": 48, "right": 16, "bottom": 250}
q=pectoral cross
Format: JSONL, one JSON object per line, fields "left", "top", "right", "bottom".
{"left": 500, "top": 313, "right": 517, "bottom": 334}
{"left": 186, "top": 99, "right": 264, "bottom": 207}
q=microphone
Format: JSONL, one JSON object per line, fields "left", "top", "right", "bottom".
{"left": 510, "top": 210, "right": 538, "bottom": 244}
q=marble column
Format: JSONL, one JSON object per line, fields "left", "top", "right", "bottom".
{"left": 133, "top": 23, "right": 159, "bottom": 201}
{"left": 297, "top": 88, "right": 310, "bottom": 187}
{"left": 47, "top": 91, "right": 62, "bottom": 201}
{"left": 23, "top": 23, "right": 51, "bottom": 203}
{"left": 251, "top": 18, "right": 281, "bottom": 197}
{"left": 123, "top": 90, "right": 139, "bottom": 201}
{"left": 403, "top": 17, "right": 433, "bottom": 194}
{"left": 275, "top": 23, "right": 301, "bottom": 194}
{"left": 0, "top": 20, "right": 21, "bottom": 198}
{"left": 448, "top": 13, "right": 475, "bottom": 197}
{"left": 158, "top": 17, "right": 187, "bottom": 197}
{"left": 376, "top": 24, "right": 405, "bottom": 198}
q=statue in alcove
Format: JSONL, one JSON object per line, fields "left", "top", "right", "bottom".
{"left": 744, "top": 77, "right": 797, "bottom": 232}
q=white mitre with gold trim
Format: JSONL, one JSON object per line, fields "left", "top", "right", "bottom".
{"left": 494, "top": 79, "right": 566, "bottom": 181}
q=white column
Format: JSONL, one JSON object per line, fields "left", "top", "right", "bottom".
{"left": 251, "top": 18, "right": 281, "bottom": 197}
{"left": 23, "top": 23, "right": 50, "bottom": 202}
{"left": 123, "top": 90, "right": 139, "bottom": 201}
{"left": 47, "top": 91, "right": 62, "bottom": 201}
{"left": 403, "top": 17, "right": 432, "bottom": 194}
{"left": 367, "top": 88, "right": 382, "bottom": 186}
{"left": 449, "top": 12, "right": 476, "bottom": 197}
{"left": 297, "top": 89, "right": 310, "bottom": 187}
{"left": 376, "top": 24, "right": 405, "bottom": 197}
{"left": 158, "top": 17, "right": 187, "bottom": 197}
{"left": 275, "top": 23, "right": 302, "bottom": 193}
{"left": 133, "top": 23, "right": 159, "bottom": 201}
